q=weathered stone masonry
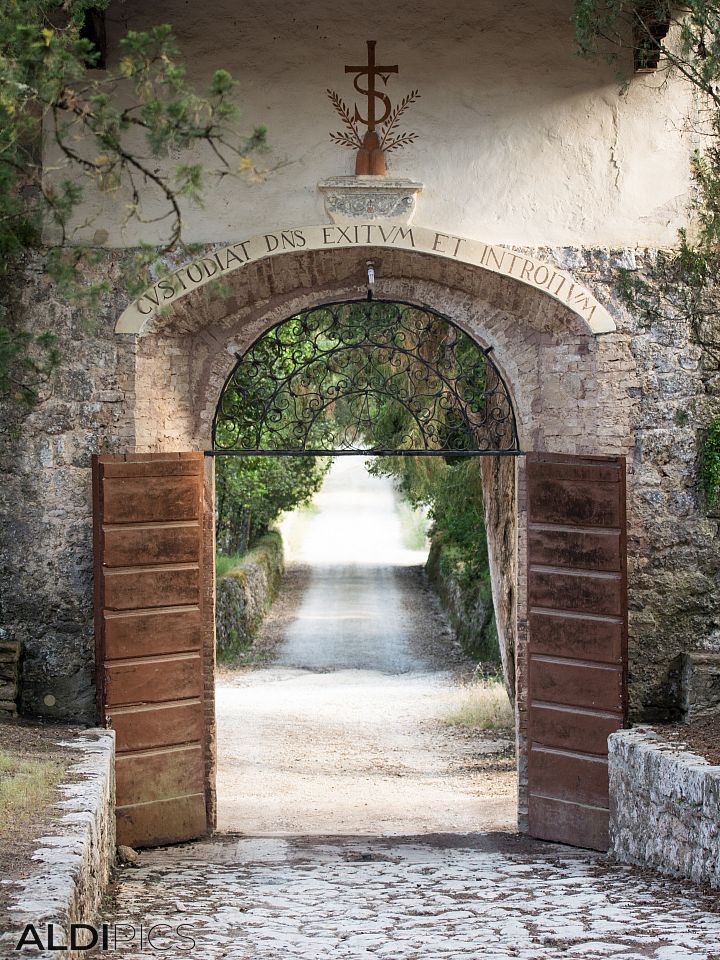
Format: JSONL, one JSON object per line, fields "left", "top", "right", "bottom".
{"left": 609, "top": 727, "right": 720, "bottom": 888}
{"left": 1, "top": 243, "right": 718, "bottom": 773}
{"left": 570, "top": 248, "right": 720, "bottom": 722}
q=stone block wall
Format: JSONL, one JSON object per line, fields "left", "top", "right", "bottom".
{"left": 566, "top": 248, "right": 720, "bottom": 723}
{"left": 0, "top": 640, "right": 21, "bottom": 716}
{"left": 0, "top": 255, "right": 136, "bottom": 724}
{"left": 609, "top": 727, "right": 720, "bottom": 888}
{"left": 425, "top": 538, "right": 497, "bottom": 664}
{"left": 682, "top": 653, "right": 720, "bottom": 719}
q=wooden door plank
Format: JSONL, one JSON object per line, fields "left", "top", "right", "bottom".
{"left": 528, "top": 611, "right": 623, "bottom": 663}
{"left": 528, "top": 796, "right": 609, "bottom": 851}
{"left": 529, "top": 570, "right": 623, "bottom": 616}
{"left": 116, "top": 794, "right": 207, "bottom": 848}
{"left": 529, "top": 746, "right": 608, "bottom": 808}
{"left": 526, "top": 461, "right": 621, "bottom": 483}
{"left": 109, "top": 701, "right": 204, "bottom": 753}
{"left": 102, "top": 459, "right": 203, "bottom": 478}
{"left": 529, "top": 703, "right": 622, "bottom": 755}
{"left": 527, "top": 478, "right": 621, "bottom": 527}
{"left": 104, "top": 607, "right": 203, "bottom": 660}
{"left": 103, "top": 522, "right": 200, "bottom": 567}
{"left": 103, "top": 476, "right": 201, "bottom": 523}
{"left": 115, "top": 744, "right": 204, "bottom": 807}
{"left": 105, "top": 653, "right": 203, "bottom": 707}
{"left": 529, "top": 657, "right": 624, "bottom": 711}
{"left": 104, "top": 565, "right": 199, "bottom": 611}
{"left": 528, "top": 527, "right": 621, "bottom": 571}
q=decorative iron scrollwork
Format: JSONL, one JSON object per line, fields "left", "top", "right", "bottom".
{"left": 212, "top": 300, "right": 519, "bottom": 456}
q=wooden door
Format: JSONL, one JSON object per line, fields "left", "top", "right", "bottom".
{"left": 93, "top": 453, "right": 208, "bottom": 847}
{"left": 526, "top": 453, "right": 627, "bottom": 851}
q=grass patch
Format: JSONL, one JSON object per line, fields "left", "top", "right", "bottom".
{"left": 444, "top": 678, "right": 514, "bottom": 731}
{"left": 0, "top": 750, "right": 64, "bottom": 840}
{"left": 216, "top": 552, "right": 245, "bottom": 578}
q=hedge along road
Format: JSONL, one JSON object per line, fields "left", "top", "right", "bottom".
{"left": 215, "top": 456, "right": 516, "bottom": 835}
{"left": 105, "top": 459, "right": 720, "bottom": 959}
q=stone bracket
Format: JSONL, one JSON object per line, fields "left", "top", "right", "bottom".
{"left": 318, "top": 176, "right": 423, "bottom": 225}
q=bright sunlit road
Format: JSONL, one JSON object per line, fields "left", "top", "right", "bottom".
{"left": 277, "top": 458, "right": 427, "bottom": 673}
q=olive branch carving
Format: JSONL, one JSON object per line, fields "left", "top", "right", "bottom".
{"left": 327, "top": 89, "right": 363, "bottom": 149}
{"left": 326, "top": 86, "right": 421, "bottom": 156}
{"left": 379, "top": 89, "right": 420, "bottom": 153}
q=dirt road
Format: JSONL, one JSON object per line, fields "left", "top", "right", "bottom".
{"left": 216, "top": 458, "right": 516, "bottom": 835}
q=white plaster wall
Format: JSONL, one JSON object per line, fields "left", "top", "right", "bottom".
{"left": 56, "top": 0, "right": 694, "bottom": 248}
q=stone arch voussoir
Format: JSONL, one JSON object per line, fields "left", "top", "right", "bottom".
{"left": 126, "top": 246, "right": 629, "bottom": 459}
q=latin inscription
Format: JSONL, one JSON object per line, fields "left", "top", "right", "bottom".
{"left": 123, "top": 224, "right": 607, "bottom": 331}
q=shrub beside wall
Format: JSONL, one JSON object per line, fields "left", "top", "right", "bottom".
{"left": 426, "top": 539, "right": 498, "bottom": 664}
{"left": 215, "top": 531, "right": 284, "bottom": 661}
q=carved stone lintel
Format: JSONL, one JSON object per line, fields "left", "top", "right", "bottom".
{"left": 318, "top": 176, "right": 423, "bottom": 225}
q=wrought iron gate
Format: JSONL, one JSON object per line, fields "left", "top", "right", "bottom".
{"left": 212, "top": 300, "right": 520, "bottom": 457}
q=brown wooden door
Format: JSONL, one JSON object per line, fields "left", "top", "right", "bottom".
{"left": 93, "top": 453, "right": 208, "bottom": 848}
{"left": 526, "top": 453, "right": 627, "bottom": 851}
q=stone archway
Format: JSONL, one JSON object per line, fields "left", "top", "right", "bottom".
{"left": 101, "top": 240, "right": 633, "bottom": 849}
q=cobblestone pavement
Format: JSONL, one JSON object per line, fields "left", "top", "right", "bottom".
{"left": 105, "top": 833, "right": 720, "bottom": 960}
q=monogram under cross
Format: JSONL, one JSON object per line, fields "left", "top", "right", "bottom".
{"left": 327, "top": 40, "right": 420, "bottom": 175}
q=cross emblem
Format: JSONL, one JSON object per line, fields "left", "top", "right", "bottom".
{"left": 344, "top": 41, "right": 398, "bottom": 132}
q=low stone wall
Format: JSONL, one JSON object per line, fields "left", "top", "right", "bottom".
{"left": 216, "top": 531, "right": 284, "bottom": 659}
{"left": 0, "top": 729, "right": 116, "bottom": 958}
{"left": 609, "top": 727, "right": 720, "bottom": 889}
{"left": 425, "top": 540, "right": 498, "bottom": 664}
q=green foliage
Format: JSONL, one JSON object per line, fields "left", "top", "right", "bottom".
{"left": 216, "top": 456, "right": 330, "bottom": 556}
{"left": 214, "top": 301, "right": 496, "bottom": 577}
{"left": 701, "top": 417, "right": 720, "bottom": 508}
{"left": 409, "top": 462, "right": 493, "bottom": 603}
{"left": 371, "top": 456, "right": 498, "bottom": 663}
{"left": 215, "top": 302, "right": 495, "bottom": 454}
{"left": 216, "top": 551, "right": 246, "bottom": 579}
{"left": 215, "top": 300, "right": 498, "bottom": 666}
{"left": 215, "top": 530, "right": 285, "bottom": 664}
{"left": 0, "top": 327, "right": 59, "bottom": 408}
{"left": 573, "top": 0, "right": 632, "bottom": 58}
{"left": 428, "top": 461, "right": 489, "bottom": 593}
{"left": 0, "top": 0, "right": 266, "bottom": 408}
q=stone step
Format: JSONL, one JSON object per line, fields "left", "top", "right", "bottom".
{"left": 0, "top": 640, "right": 21, "bottom": 659}
{"left": 682, "top": 652, "right": 720, "bottom": 720}
{"left": 0, "top": 680, "right": 18, "bottom": 701}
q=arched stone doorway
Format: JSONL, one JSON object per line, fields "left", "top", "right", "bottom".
{"left": 93, "top": 240, "right": 631, "bottom": 853}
